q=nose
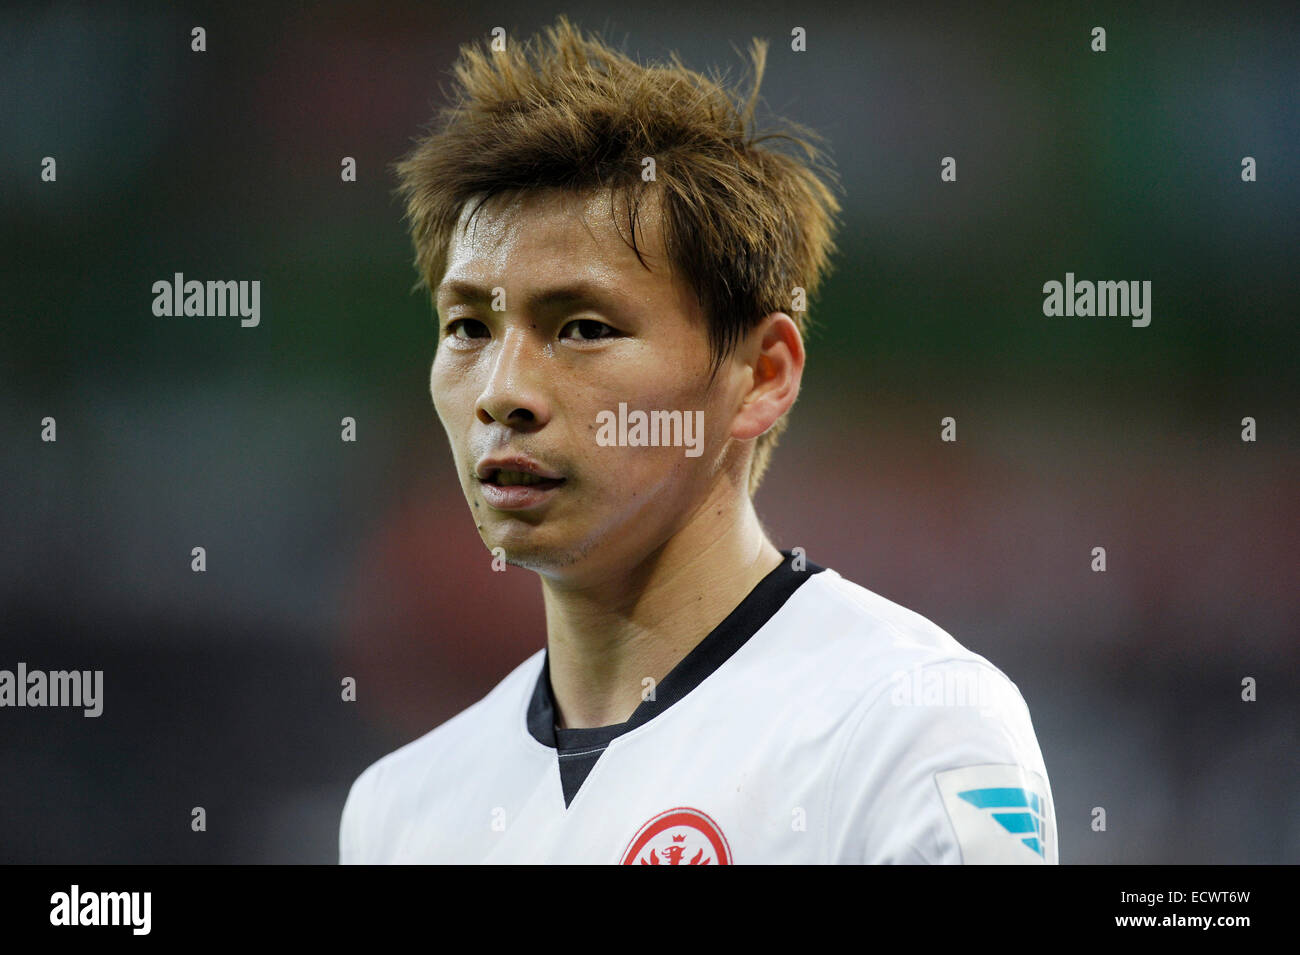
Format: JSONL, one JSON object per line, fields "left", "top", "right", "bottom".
{"left": 475, "top": 325, "right": 551, "bottom": 430}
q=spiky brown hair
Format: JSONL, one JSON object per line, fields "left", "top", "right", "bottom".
{"left": 393, "top": 15, "right": 841, "bottom": 496}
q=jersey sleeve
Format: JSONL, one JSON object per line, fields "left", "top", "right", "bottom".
{"left": 826, "top": 658, "right": 1058, "bottom": 864}
{"left": 338, "top": 762, "right": 380, "bottom": 865}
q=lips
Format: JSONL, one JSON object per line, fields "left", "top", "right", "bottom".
{"left": 484, "top": 468, "right": 562, "bottom": 488}
{"left": 474, "top": 456, "right": 564, "bottom": 482}
{"left": 475, "top": 456, "right": 566, "bottom": 510}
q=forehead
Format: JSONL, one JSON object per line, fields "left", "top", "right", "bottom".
{"left": 440, "top": 187, "right": 679, "bottom": 302}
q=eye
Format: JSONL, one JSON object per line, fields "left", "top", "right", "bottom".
{"left": 446, "top": 318, "right": 489, "bottom": 340}
{"left": 559, "top": 318, "right": 618, "bottom": 341}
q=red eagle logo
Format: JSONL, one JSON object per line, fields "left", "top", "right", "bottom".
{"left": 620, "top": 807, "right": 732, "bottom": 865}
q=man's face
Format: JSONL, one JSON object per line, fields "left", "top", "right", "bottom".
{"left": 431, "top": 188, "right": 744, "bottom": 579}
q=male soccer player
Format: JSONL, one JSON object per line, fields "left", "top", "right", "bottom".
{"left": 340, "top": 17, "right": 1057, "bottom": 864}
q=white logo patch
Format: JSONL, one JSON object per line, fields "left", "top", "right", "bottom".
{"left": 934, "top": 764, "right": 1054, "bottom": 864}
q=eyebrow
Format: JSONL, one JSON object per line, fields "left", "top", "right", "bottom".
{"left": 435, "top": 279, "right": 626, "bottom": 315}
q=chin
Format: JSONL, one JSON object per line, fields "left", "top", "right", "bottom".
{"left": 479, "top": 522, "right": 590, "bottom": 573}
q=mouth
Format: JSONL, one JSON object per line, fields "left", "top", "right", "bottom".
{"left": 480, "top": 468, "right": 565, "bottom": 489}
{"left": 476, "top": 462, "right": 566, "bottom": 510}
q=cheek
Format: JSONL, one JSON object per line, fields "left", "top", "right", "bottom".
{"left": 429, "top": 353, "right": 466, "bottom": 418}
{"left": 599, "top": 433, "right": 705, "bottom": 501}
{"left": 586, "top": 366, "right": 718, "bottom": 483}
{"left": 429, "top": 364, "right": 476, "bottom": 468}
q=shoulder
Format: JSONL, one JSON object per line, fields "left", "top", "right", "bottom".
{"left": 338, "top": 648, "right": 544, "bottom": 864}
{"left": 757, "top": 566, "right": 1021, "bottom": 710}
{"left": 788, "top": 568, "right": 1056, "bottom": 863}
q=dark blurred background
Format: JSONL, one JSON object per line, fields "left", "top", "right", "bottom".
{"left": 1, "top": 1, "right": 1296, "bottom": 863}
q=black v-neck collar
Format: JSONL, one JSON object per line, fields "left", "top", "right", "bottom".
{"left": 526, "top": 550, "right": 826, "bottom": 750}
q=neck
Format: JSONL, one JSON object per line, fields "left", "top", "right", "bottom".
{"left": 540, "top": 484, "right": 783, "bottom": 729}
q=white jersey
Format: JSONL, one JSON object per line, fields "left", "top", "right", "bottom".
{"left": 340, "top": 555, "right": 1058, "bottom": 864}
